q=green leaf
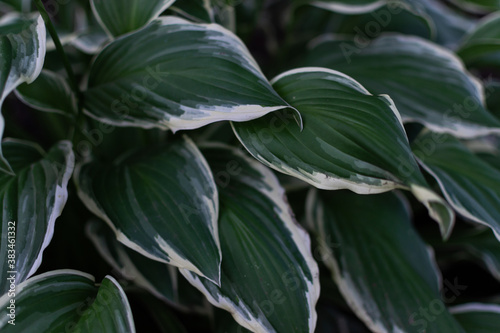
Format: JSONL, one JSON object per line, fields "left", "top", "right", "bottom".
{"left": 75, "top": 135, "right": 221, "bottom": 284}
{"left": 302, "top": 34, "right": 500, "bottom": 137}
{"left": 182, "top": 145, "right": 320, "bottom": 333}
{"left": 306, "top": 189, "right": 465, "bottom": 333}
{"left": 233, "top": 67, "right": 454, "bottom": 237}
{"left": 450, "top": 0, "right": 500, "bottom": 13}
{"left": 451, "top": 303, "right": 500, "bottom": 332}
{"left": 86, "top": 219, "right": 207, "bottom": 312}
{"left": 457, "top": 12, "right": 500, "bottom": 69}
{"left": 413, "top": 131, "right": 500, "bottom": 239}
{"left": 91, "top": 0, "right": 175, "bottom": 37}
{"left": 169, "top": 0, "right": 214, "bottom": 23}
{"left": 308, "top": 0, "right": 389, "bottom": 14}
{"left": 0, "top": 13, "right": 46, "bottom": 174}
{"left": 15, "top": 70, "right": 76, "bottom": 115}
{"left": 0, "top": 140, "right": 74, "bottom": 295}
{"left": 0, "top": 270, "right": 135, "bottom": 332}
{"left": 84, "top": 16, "right": 289, "bottom": 132}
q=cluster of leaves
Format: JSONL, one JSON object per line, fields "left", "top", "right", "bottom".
{"left": 1, "top": 0, "right": 500, "bottom": 332}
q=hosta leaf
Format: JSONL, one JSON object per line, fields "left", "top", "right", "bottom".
{"left": 84, "top": 16, "right": 289, "bottom": 132}
{"left": 181, "top": 145, "right": 320, "bottom": 333}
{"left": 169, "top": 0, "right": 214, "bottom": 23}
{"left": 457, "top": 12, "right": 500, "bottom": 68}
{"left": 91, "top": 0, "right": 175, "bottom": 37}
{"left": 306, "top": 189, "right": 465, "bottom": 333}
{"left": 0, "top": 270, "right": 135, "bottom": 332}
{"left": 76, "top": 136, "right": 221, "bottom": 284}
{"left": 71, "top": 28, "right": 108, "bottom": 54}
{"left": 302, "top": 34, "right": 500, "bottom": 137}
{"left": 413, "top": 131, "right": 500, "bottom": 239}
{"left": 450, "top": 0, "right": 500, "bottom": 13}
{"left": 0, "top": 13, "right": 46, "bottom": 174}
{"left": 451, "top": 303, "right": 500, "bottom": 332}
{"left": 86, "top": 219, "right": 207, "bottom": 312}
{"left": 15, "top": 70, "right": 76, "bottom": 115}
{"left": 233, "top": 67, "right": 454, "bottom": 237}
{"left": 0, "top": 140, "right": 74, "bottom": 295}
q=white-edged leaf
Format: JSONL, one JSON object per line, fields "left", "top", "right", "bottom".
{"left": 0, "top": 270, "right": 135, "bottom": 332}
{"left": 449, "top": 0, "right": 500, "bottom": 13}
{"left": 84, "top": 16, "right": 290, "bottom": 133}
{"left": 309, "top": 0, "right": 388, "bottom": 14}
{"left": 0, "top": 13, "right": 46, "bottom": 174}
{"left": 71, "top": 28, "right": 108, "bottom": 54}
{"left": 233, "top": 67, "right": 454, "bottom": 238}
{"left": 450, "top": 303, "right": 500, "bottom": 332}
{"left": 15, "top": 69, "right": 76, "bottom": 115}
{"left": 91, "top": 0, "right": 176, "bottom": 37}
{"left": 0, "top": 140, "right": 74, "bottom": 295}
{"left": 413, "top": 131, "right": 500, "bottom": 240}
{"left": 303, "top": 34, "right": 500, "bottom": 138}
{"left": 306, "top": 189, "right": 465, "bottom": 333}
{"left": 181, "top": 145, "right": 320, "bottom": 333}
{"left": 75, "top": 135, "right": 221, "bottom": 284}
{"left": 86, "top": 219, "right": 208, "bottom": 313}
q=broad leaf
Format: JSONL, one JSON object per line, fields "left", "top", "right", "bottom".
{"left": 181, "top": 145, "right": 320, "bottom": 333}
{"left": 0, "top": 270, "right": 135, "bottom": 332}
{"left": 450, "top": 0, "right": 500, "bottom": 13}
{"left": 451, "top": 303, "right": 500, "bottom": 332}
{"left": 309, "top": 0, "right": 389, "bottom": 14}
{"left": 76, "top": 135, "right": 221, "bottom": 284}
{"left": 306, "top": 189, "right": 465, "bottom": 333}
{"left": 91, "top": 0, "right": 175, "bottom": 37}
{"left": 302, "top": 34, "right": 500, "bottom": 137}
{"left": 169, "top": 0, "right": 214, "bottom": 23}
{"left": 84, "top": 16, "right": 289, "bottom": 132}
{"left": 233, "top": 67, "right": 454, "bottom": 237}
{"left": 15, "top": 70, "right": 76, "bottom": 115}
{"left": 413, "top": 131, "right": 500, "bottom": 240}
{"left": 86, "top": 219, "right": 207, "bottom": 312}
{"left": 0, "top": 13, "right": 46, "bottom": 174}
{"left": 0, "top": 140, "right": 74, "bottom": 295}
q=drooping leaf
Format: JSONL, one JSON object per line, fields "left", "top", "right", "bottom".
{"left": 0, "top": 13, "right": 46, "bottom": 174}
{"left": 15, "top": 70, "right": 76, "bottom": 115}
{"left": 91, "top": 0, "right": 175, "bottom": 37}
{"left": 451, "top": 303, "right": 500, "bottom": 332}
{"left": 84, "top": 16, "right": 289, "bottom": 132}
{"left": 0, "top": 270, "right": 135, "bottom": 332}
{"left": 233, "top": 67, "right": 454, "bottom": 237}
{"left": 76, "top": 135, "right": 221, "bottom": 284}
{"left": 413, "top": 131, "right": 500, "bottom": 240}
{"left": 86, "top": 219, "right": 207, "bottom": 312}
{"left": 181, "top": 145, "right": 320, "bottom": 333}
{"left": 306, "top": 189, "right": 465, "bottom": 333}
{"left": 302, "top": 34, "right": 500, "bottom": 137}
{"left": 0, "top": 140, "right": 74, "bottom": 295}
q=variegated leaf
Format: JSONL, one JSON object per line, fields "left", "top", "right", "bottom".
{"left": 181, "top": 145, "right": 320, "bottom": 333}
{"left": 451, "top": 303, "right": 500, "bottom": 332}
{"left": 0, "top": 13, "right": 46, "bottom": 174}
{"left": 307, "top": 189, "right": 465, "bottom": 333}
{"left": 76, "top": 136, "right": 221, "bottom": 284}
{"left": 84, "top": 16, "right": 290, "bottom": 132}
{"left": 0, "top": 140, "right": 74, "bottom": 295}
{"left": 233, "top": 67, "right": 454, "bottom": 238}
{"left": 302, "top": 34, "right": 500, "bottom": 137}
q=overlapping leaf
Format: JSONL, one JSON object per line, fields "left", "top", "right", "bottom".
{"left": 86, "top": 219, "right": 207, "bottom": 312}
{"left": 450, "top": 0, "right": 500, "bottom": 13}
{"left": 15, "top": 70, "right": 76, "bottom": 115}
{"left": 76, "top": 136, "right": 221, "bottom": 284}
{"left": 84, "top": 16, "right": 289, "bottom": 132}
{"left": 413, "top": 131, "right": 500, "bottom": 240}
{"left": 306, "top": 189, "right": 465, "bottom": 333}
{"left": 302, "top": 34, "right": 500, "bottom": 137}
{"left": 181, "top": 145, "right": 320, "bottom": 333}
{"left": 0, "top": 13, "right": 46, "bottom": 174}
{"left": 309, "top": 0, "right": 391, "bottom": 14}
{"left": 0, "top": 140, "right": 74, "bottom": 295}
{"left": 233, "top": 67, "right": 454, "bottom": 237}
{"left": 0, "top": 270, "right": 135, "bottom": 332}
{"left": 91, "top": 0, "right": 175, "bottom": 37}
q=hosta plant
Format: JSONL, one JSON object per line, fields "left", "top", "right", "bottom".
{"left": 1, "top": 0, "right": 500, "bottom": 332}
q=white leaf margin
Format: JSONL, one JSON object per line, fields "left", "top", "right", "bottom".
{"left": 74, "top": 135, "right": 221, "bottom": 284}
{"left": 180, "top": 144, "right": 320, "bottom": 333}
